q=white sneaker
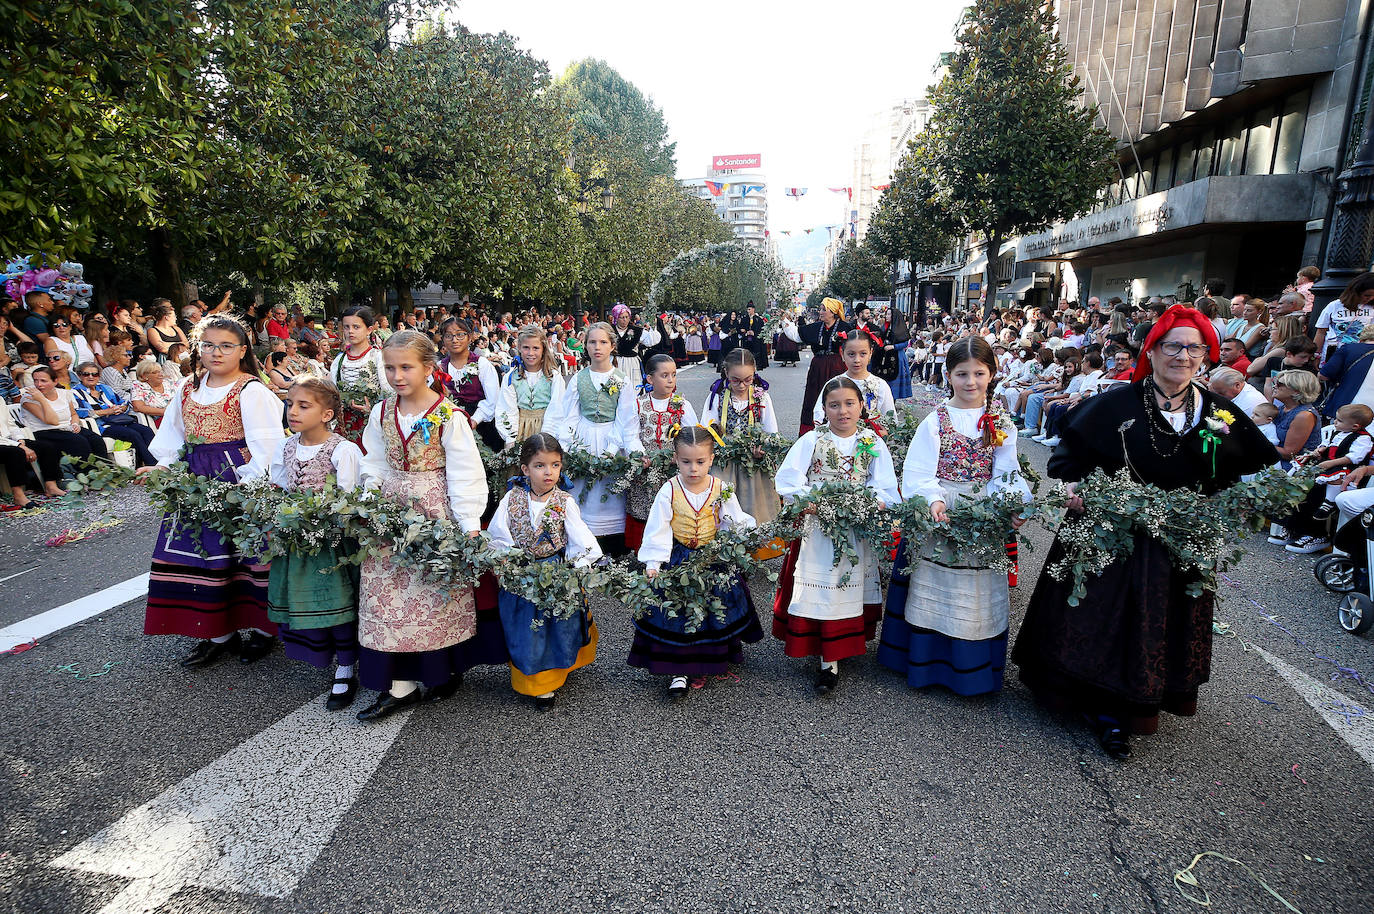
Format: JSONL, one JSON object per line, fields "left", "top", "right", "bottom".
{"left": 1041, "top": 436, "right": 1061, "bottom": 447}
{"left": 1267, "top": 524, "right": 1290, "bottom": 545}
{"left": 1285, "top": 535, "right": 1330, "bottom": 555}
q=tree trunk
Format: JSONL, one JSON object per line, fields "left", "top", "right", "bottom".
{"left": 395, "top": 282, "right": 413, "bottom": 316}
{"left": 147, "top": 227, "right": 189, "bottom": 310}
{"left": 371, "top": 284, "right": 387, "bottom": 315}
{"left": 982, "top": 228, "right": 1004, "bottom": 320}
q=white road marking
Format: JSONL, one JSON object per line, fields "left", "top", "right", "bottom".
{"left": 1254, "top": 646, "right": 1374, "bottom": 770}
{"left": 0, "top": 566, "right": 36, "bottom": 585}
{"left": 53, "top": 697, "right": 411, "bottom": 913}
{"left": 0, "top": 573, "right": 149, "bottom": 652}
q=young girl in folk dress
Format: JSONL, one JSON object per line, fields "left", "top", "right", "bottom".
{"left": 702, "top": 348, "right": 784, "bottom": 559}
{"left": 878, "top": 336, "right": 1030, "bottom": 697}
{"left": 630, "top": 425, "right": 762, "bottom": 700}
{"left": 554, "top": 322, "right": 641, "bottom": 554}
{"left": 140, "top": 315, "right": 286, "bottom": 669}
{"left": 625, "top": 353, "right": 699, "bottom": 550}
{"left": 258, "top": 378, "right": 365, "bottom": 711}
{"left": 354, "top": 331, "right": 490, "bottom": 722}
{"left": 437, "top": 317, "right": 503, "bottom": 452}
{"left": 495, "top": 325, "right": 566, "bottom": 450}
{"left": 774, "top": 376, "right": 900, "bottom": 695}
{"left": 489, "top": 434, "right": 602, "bottom": 711}
{"left": 809, "top": 330, "right": 896, "bottom": 427}
{"left": 329, "top": 305, "right": 391, "bottom": 449}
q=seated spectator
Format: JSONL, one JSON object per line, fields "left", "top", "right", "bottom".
{"left": 1248, "top": 335, "right": 1318, "bottom": 400}
{"left": 19, "top": 366, "right": 108, "bottom": 486}
{"left": 99, "top": 345, "right": 135, "bottom": 398}
{"left": 1251, "top": 402, "right": 1280, "bottom": 445}
{"left": 265, "top": 350, "right": 294, "bottom": 397}
{"left": 1270, "top": 370, "right": 1323, "bottom": 472}
{"left": 163, "top": 342, "right": 190, "bottom": 384}
{"left": 43, "top": 341, "right": 75, "bottom": 389}
{"left": 0, "top": 400, "right": 62, "bottom": 505}
{"left": 1106, "top": 349, "right": 1135, "bottom": 380}
{"left": 71, "top": 362, "right": 156, "bottom": 466}
{"left": 14, "top": 341, "right": 41, "bottom": 387}
{"left": 1218, "top": 337, "right": 1251, "bottom": 374}
{"left": 0, "top": 346, "right": 20, "bottom": 403}
{"left": 131, "top": 360, "right": 175, "bottom": 424}
{"left": 1208, "top": 366, "right": 1267, "bottom": 416}
{"left": 1279, "top": 403, "right": 1374, "bottom": 555}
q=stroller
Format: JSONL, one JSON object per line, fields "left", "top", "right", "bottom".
{"left": 1313, "top": 508, "right": 1374, "bottom": 635}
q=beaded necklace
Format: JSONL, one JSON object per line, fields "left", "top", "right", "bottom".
{"left": 1141, "top": 376, "right": 1198, "bottom": 458}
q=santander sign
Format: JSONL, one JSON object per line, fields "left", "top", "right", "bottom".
{"left": 713, "top": 153, "right": 762, "bottom": 170}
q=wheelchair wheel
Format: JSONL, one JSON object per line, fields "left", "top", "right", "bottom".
{"left": 1314, "top": 553, "right": 1357, "bottom": 593}
{"left": 1338, "top": 593, "right": 1374, "bottom": 635}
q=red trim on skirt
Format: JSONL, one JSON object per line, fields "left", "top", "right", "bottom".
{"left": 624, "top": 514, "right": 646, "bottom": 552}
{"left": 771, "top": 540, "right": 878, "bottom": 661}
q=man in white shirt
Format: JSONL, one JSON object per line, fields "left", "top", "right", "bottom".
{"left": 1208, "top": 367, "right": 1267, "bottom": 417}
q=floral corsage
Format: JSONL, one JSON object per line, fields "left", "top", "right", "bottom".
{"left": 1198, "top": 407, "right": 1234, "bottom": 476}
{"left": 413, "top": 402, "right": 455, "bottom": 444}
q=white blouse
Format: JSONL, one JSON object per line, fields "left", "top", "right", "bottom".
{"left": 149, "top": 375, "right": 286, "bottom": 478}
{"left": 640, "top": 395, "right": 699, "bottom": 439}
{"left": 441, "top": 357, "right": 502, "bottom": 424}
{"left": 0, "top": 399, "right": 28, "bottom": 446}
{"left": 775, "top": 429, "right": 901, "bottom": 506}
{"left": 495, "top": 368, "right": 568, "bottom": 446}
{"left": 358, "top": 400, "right": 488, "bottom": 532}
{"left": 488, "top": 488, "right": 602, "bottom": 567}
{"left": 637, "top": 478, "right": 755, "bottom": 570}
{"left": 902, "top": 404, "right": 1031, "bottom": 506}
{"left": 700, "top": 389, "right": 780, "bottom": 434}
{"left": 253, "top": 434, "right": 363, "bottom": 491}
{"left": 556, "top": 367, "right": 643, "bottom": 454}
{"left": 811, "top": 371, "right": 897, "bottom": 424}
{"left": 20, "top": 388, "right": 77, "bottom": 432}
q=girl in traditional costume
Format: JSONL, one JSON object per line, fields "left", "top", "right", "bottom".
{"left": 630, "top": 425, "right": 762, "bottom": 700}
{"left": 140, "top": 315, "right": 285, "bottom": 669}
{"left": 879, "top": 337, "right": 1030, "bottom": 697}
{"left": 437, "top": 317, "right": 503, "bottom": 452}
{"left": 702, "top": 347, "right": 784, "bottom": 559}
{"left": 809, "top": 329, "right": 896, "bottom": 427}
{"left": 774, "top": 376, "right": 900, "bottom": 695}
{"left": 329, "top": 305, "right": 390, "bottom": 449}
{"left": 625, "top": 353, "right": 698, "bottom": 550}
{"left": 354, "top": 331, "right": 489, "bottom": 722}
{"left": 495, "top": 325, "right": 566, "bottom": 449}
{"left": 260, "top": 378, "right": 364, "bottom": 711}
{"left": 489, "top": 434, "right": 602, "bottom": 711}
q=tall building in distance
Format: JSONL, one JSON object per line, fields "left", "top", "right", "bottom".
{"left": 681, "top": 153, "right": 771, "bottom": 251}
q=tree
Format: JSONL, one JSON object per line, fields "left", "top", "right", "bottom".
{"left": 825, "top": 240, "right": 891, "bottom": 302}
{"left": 923, "top": 0, "right": 1116, "bottom": 313}
{"left": 867, "top": 141, "right": 958, "bottom": 270}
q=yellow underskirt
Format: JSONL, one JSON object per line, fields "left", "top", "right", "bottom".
{"left": 509, "top": 618, "right": 599, "bottom": 696}
{"left": 752, "top": 536, "right": 787, "bottom": 561}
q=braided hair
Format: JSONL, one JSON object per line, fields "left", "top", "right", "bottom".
{"left": 944, "top": 336, "right": 1001, "bottom": 447}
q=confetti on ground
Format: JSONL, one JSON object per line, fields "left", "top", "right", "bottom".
{"left": 49, "top": 661, "right": 121, "bottom": 681}
{"left": 1291, "top": 763, "right": 1308, "bottom": 785}
{"left": 1175, "top": 850, "right": 1303, "bottom": 912}
{"left": 0, "top": 640, "right": 35, "bottom": 657}
{"left": 1248, "top": 694, "right": 1278, "bottom": 705}
{"left": 45, "top": 518, "right": 124, "bottom": 547}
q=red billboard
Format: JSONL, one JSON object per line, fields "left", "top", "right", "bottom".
{"left": 712, "top": 153, "right": 762, "bottom": 170}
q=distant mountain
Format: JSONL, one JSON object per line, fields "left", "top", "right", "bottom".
{"left": 776, "top": 231, "right": 828, "bottom": 273}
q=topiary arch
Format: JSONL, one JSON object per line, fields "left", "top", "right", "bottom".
{"left": 647, "top": 240, "right": 793, "bottom": 309}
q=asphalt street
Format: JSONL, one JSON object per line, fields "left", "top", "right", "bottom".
{"left": 1, "top": 351, "right": 1372, "bottom": 913}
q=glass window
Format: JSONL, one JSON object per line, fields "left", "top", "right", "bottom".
{"left": 1216, "top": 117, "right": 1246, "bottom": 176}
{"left": 1244, "top": 104, "right": 1277, "bottom": 175}
{"left": 1137, "top": 155, "right": 1155, "bottom": 196}
{"left": 1174, "top": 140, "right": 1197, "bottom": 187}
{"left": 1195, "top": 129, "right": 1216, "bottom": 178}
{"left": 1273, "top": 89, "right": 1310, "bottom": 175}
{"left": 1155, "top": 147, "right": 1175, "bottom": 192}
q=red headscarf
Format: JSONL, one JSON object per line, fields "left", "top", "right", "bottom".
{"left": 1131, "top": 305, "right": 1220, "bottom": 383}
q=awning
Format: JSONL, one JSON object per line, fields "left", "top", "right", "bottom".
{"left": 995, "top": 275, "right": 1050, "bottom": 300}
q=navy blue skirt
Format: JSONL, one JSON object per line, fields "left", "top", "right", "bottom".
{"left": 499, "top": 556, "right": 590, "bottom": 675}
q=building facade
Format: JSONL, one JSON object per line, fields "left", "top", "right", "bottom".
{"left": 681, "top": 153, "right": 771, "bottom": 251}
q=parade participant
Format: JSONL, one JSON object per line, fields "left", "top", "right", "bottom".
{"left": 489, "top": 434, "right": 602, "bottom": 711}
{"left": 882, "top": 306, "right": 913, "bottom": 399}
{"left": 702, "top": 348, "right": 783, "bottom": 559}
{"left": 555, "top": 321, "right": 641, "bottom": 554}
{"left": 139, "top": 315, "right": 285, "bottom": 669}
{"left": 774, "top": 315, "right": 801, "bottom": 366}
{"left": 329, "top": 305, "right": 391, "bottom": 448}
{"left": 1013, "top": 306, "right": 1277, "bottom": 759}
{"left": 495, "top": 325, "right": 566, "bottom": 449}
{"left": 787, "top": 298, "right": 854, "bottom": 435}
{"left": 878, "top": 337, "right": 1030, "bottom": 697}
{"left": 706, "top": 321, "right": 723, "bottom": 366}
{"left": 354, "top": 331, "right": 489, "bottom": 721}
{"left": 258, "top": 378, "right": 364, "bottom": 711}
{"left": 809, "top": 329, "right": 896, "bottom": 427}
{"left": 625, "top": 353, "right": 697, "bottom": 550}
{"left": 738, "top": 301, "right": 769, "bottom": 368}
{"left": 437, "top": 317, "right": 503, "bottom": 452}
{"left": 610, "top": 304, "right": 660, "bottom": 381}
{"left": 685, "top": 322, "right": 705, "bottom": 364}
{"left": 630, "top": 425, "right": 761, "bottom": 700}
{"left": 774, "top": 376, "right": 900, "bottom": 695}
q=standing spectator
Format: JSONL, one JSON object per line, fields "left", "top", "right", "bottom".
{"left": 1318, "top": 323, "right": 1374, "bottom": 420}
{"left": 178, "top": 302, "right": 203, "bottom": 338}
{"left": 1314, "top": 272, "right": 1374, "bottom": 365}
{"left": 163, "top": 342, "right": 190, "bottom": 384}
{"left": 146, "top": 299, "right": 189, "bottom": 360}
{"left": 1224, "top": 294, "right": 1248, "bottom": 338}
{"left": 112, "top": 300, "right": 147, "bottom": 348}
{"left": 1237, "top": 298, "right": 1271, "bottom": 358}
{"left": 1289, "top": 265, "right": 1320, "bottom": 313}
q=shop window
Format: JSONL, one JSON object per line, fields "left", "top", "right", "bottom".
{"left": 1216, "top": 116, "right": 1246, "bottom": 176}
{"left": 1272, "top": 89, "right": 1310, "bottom": 175}
{"left": 1195, "top": 129, "right": 1216, "bottom": 178}
{"left": 1244, "top": 104, "right": 1277, "bottom": 175}
{"left": 1174, "top": 140, "right": 1197, "bottom": 187}
{"left": 1156, "top": 147, "right": 1175, "bottom": 191}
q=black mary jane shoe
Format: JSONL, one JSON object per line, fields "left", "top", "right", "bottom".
{"left": 813, "top": 667, "right": 839, "bottom": 696}
{"left": 534, "top": 693, "right": 557, "bottom": 713}
{"left": 1098, "top": 726, "right": 1132, "bottom": 760}
{"left": 421, "top": 674, "right": 463, "bottom": 704}
{"left": 237, "top": 631, "right": 276, "bottom": 665}
{"left": 325, "top": 676, "right": 359, "bottom": 712}
{"left": 180, "top": 634, "right": 240, "bottom": 669}
{"left": 356, "top": 689, "right": 422, "bottom": 722}
{"left": 667, "top": 678, "right": 689, "bottom": 702}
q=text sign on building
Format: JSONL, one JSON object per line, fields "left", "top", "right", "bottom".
{"left": 713, "top": 153, "right": 762, "bottom": 170}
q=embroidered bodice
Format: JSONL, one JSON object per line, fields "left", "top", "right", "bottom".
{"left": 181, "top": 377, "right": 252, "bottom": 444}
{"left": 669, "top": 477, "right": 721, "bottom": 548}
{"left": 808, "top": 429, "right": 873, "bottom": 483}
{"left": 382, "top": 397, "right": 447, "bottom": 473}
{"left": 934, "top": 405, "right": 994, "bottom": 484}
{"left": 283, "top": 434, "right": 344, "bottom": 490}
{"left": 638, "top": 395, "right": 684, "bottom": 449}
{"left": 507, "top": 487, "right": 570, "bottom": 559}
{"left": 719, "top": 391, "right": 761, "bottom": 433}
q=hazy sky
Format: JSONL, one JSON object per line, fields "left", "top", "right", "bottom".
{"left": 454, "top": 0, "right": 969, "bottom": 235}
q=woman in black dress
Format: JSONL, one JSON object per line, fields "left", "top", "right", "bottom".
{"left": 1013, "top": 306, "right": 1279, "bottom": 759}
{"left": 786, "top": 297, "right": 853, "bottom": 435}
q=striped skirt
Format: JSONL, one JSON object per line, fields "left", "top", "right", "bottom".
{"left": 771, "top": 540, "right": 880, "bottom": 662}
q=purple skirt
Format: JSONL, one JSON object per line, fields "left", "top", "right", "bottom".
{"left": 281, "top": 621, "right": 359, "bottom": 669}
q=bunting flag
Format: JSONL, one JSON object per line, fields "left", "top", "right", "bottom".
{"left": 739, "top": 184, "right": 765, "bottom": 197}
{"left": 803, "top": 228, "right": 814, "bottom": 234}
{"left": 785, "top": 187, "right": 808, "bottom": 197}
{"left": 872, "top": 183, "right": 891, "bottom": 191}
{"left": 828, "top": 187, "right": 853, "bottom": 200}
{"left": 704, "top": 180, "right": 728, "bottom": 196}
{"left": 780, "top": 230, "right": 793, "bottom": 236}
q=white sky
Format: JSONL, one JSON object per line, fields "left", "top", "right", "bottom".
{"left": 452, "top": 0, "right": 969, "bottom": 235}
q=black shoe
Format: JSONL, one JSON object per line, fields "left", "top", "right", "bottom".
{"left": 180, "top": 634, "right": 240, "bottom": 669}
{"left": 534, "top": 693, "right": 557, "bottom": 713}
{"left": 356, "top": 689, "right": 421, "bottom": 722}
{"left": 421, "top": 674, "right": 462, "bottom": 703}
{"left": 238, "top": 631, "right": 275, "bottom": 665}
{"left": 325, "top": 676, "right": 359, "bottom": 712}
{"left": 814, "top": 667, "right": 838, "bottom": 696}
{"left": 1099, "top": 726, "right": 1131, "bottom": 760}
{"left": 667, "top": 677, "right": 688, "bottom": 701}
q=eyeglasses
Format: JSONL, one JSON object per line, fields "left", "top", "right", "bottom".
{"left": 79, "top": 371, "right": 99, "bottom": 378}
{"left": 45, "top": 354, "right": 63, "bottom": 361}
{"left": 52, "top": 322, "right": 69, "bottom": 328}
{"left": 1274, "top": 380, "right": 1289, "bottom": 388}
{"left": 1158, "top": 341, "right": 1209, "bottom": 358}
{"left": 727, "top": 375, "right": 753, "bottom": 384}
{"left": 199, "top": 341, "right": 245, "bottom": 354}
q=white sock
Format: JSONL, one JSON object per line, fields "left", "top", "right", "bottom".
{"left": 389, "top": 679, "right": 418, "bottom": 698}
{"left": 536, "top": 691, "right": 555, "bottom": 699}
{"left": 332, "top": 664, "right": 355, "bottom": 694}
{"left": 670, "top": 676, "right": 688, "bottom": 689}
{"left": 210, "top": 633, "right": 234, "bottom": 644}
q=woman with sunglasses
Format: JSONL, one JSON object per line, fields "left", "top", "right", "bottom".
{"left": 71, "top": 361, "right": 156, "bottom": 466}
{"left": 48, "top": 308, "right": 95, "bottom": 368}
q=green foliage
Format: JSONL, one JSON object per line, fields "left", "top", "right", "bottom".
{"left": 649, "top": 241, "right": 794, "bottom": 312}
{"left": 867, "top": 142, "right": 958, "bottom": 268}
{"left": 824, "top": 239, "right": 891, "bottom": 302}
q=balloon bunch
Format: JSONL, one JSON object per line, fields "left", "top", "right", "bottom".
{"left": 3, "top": 255, "right": 92, "bottom": 308}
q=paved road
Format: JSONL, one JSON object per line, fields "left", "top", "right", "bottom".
{"left": 1, "top": 352, "right": 1372, "bottom": 913}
